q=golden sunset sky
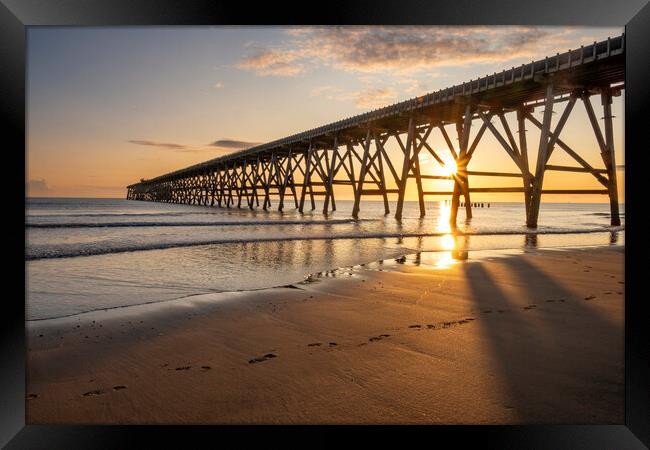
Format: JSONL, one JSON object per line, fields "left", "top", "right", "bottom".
{"left": 27, "top": 26, "right": 624, "bottom": 202}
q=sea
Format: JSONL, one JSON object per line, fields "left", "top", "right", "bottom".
{"left": 25, "top": 197, "right": 624, "bottom": 321}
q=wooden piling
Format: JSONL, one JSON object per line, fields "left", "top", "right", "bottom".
{"left": 527, "top": 81, "right": 555, "bottom": 228}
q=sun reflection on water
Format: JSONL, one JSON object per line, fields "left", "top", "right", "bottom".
{"left": 441, "top": 234, "right": 455, "bottom": 250}
{"left": 417, "top": 202, "right": 470, "bottom": 269}
{"left": 436, "top": 201, "right": 453, "bottom": 234}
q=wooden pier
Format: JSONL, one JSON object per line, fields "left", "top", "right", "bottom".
{"left": 127, "top": 34, "right": 624, "bottom": 228}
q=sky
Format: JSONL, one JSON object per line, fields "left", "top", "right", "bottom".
{"left": 26, "top": 26, "right": 624, "bottom": 202}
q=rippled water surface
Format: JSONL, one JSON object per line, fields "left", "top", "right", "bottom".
{"left": 26, "top": 198, "right": 624, "bottom": 320}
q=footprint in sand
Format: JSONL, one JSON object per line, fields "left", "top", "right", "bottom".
{"left": 307, "top": 343, "right": 322, "bottom": 347}
{"left": 113, "top": 385, "right": 127, "bottom": 391}
{"left": 369, "top": 334, "right": 390, "bottom": 342}
{"left": 328, "top": 342, "right": 338, "bottom": 347}
{"left": 175, "top": 366, "right": 191, "bottom": 371}
{"left": 545, "top": 299, "right": 555, "bottom": 303}
{"left": 523, "top": 305, "right": 537, "bottom": 310}
{"left": 200, "top": 366, "right": 211, "bottom": 371}
{"left": 408, "top": 324, "right": 422, "bottom": 329}
{"left": 26, "top": 393, "right": 39, "bottom": 399}
{"left": 82, "top": 389, "right": 105, "bottom": 397}
{"left": 426, "top": 324, "right": 436, "bottom": 329}
{"left": 482, "top": 310, "right": 493, "bottom": 314}
{"left": 584, "top": 295, "right": 596, "bottom": 301}
{"left": 249, "top": 353, "right": 277, "bottom": 364}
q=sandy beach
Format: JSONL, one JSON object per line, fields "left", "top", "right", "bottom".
{"left": 25, "top": 245, "right": 624, "bottom": 424}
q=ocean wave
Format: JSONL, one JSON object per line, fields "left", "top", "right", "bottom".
{"left": 26, "top": 218, "right": 367, "bottom": 228}
{"left": 27, "top": 212, "right": 191, "bottom": 218}
{"left": 26, "top": 226, "right": 624, "bottom": 261}
{"left": 590, "top": 212, "right": 626, "bottom": 217}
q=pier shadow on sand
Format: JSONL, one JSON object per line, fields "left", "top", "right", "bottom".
{"left": 462, "top": 252, "right": 624, "bottom": 423}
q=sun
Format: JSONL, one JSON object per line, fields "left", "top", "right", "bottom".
{"left": 441, "top": 157, "right": 457, "bottom": 176}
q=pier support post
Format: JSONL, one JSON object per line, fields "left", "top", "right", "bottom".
{"left": 450, "top": 103, "right": 473, "bottom": 228}
{"left": 237, "top": 161, "right": 246, "bottom": 208}
{"left": 291, "top": 151, "right": 300, "bottom": 208}
{"left": 462, "top": 176, "right": 472, "bottom": 219}
{"left": 601, "top": 89, "right": 621, "bottom": 226}
{"left": 457, "top": 122, "right": 473, "bottom": 220}
{"left": 248, "top": 158, "right": 258, "bottom": 209}
{"left": 209, "top": 173, "right": 216, "bottom": 206}
{"left": 226, "top": 163, "right": 234, "bottom": 207}
{"left": 583, "top": 88, "right": 621, "bottom": 226}
{"left": 278, "top": 150, "right": 290, "bottom": 211}
{"left": 374, "top": 131, "right": 390, "bottom": 215}
{"left": 450, "top": 181, "right": 461, "bottom": 227}
{"left": 323, "top": 136, "right": 338, "bottom": 214}
{"left": 412, "top": 131, "right": 426, "bottom": 218}
{"left": 516, "top": 108, "right": 532, "bottom": 219}
{"left": 395, "top": 116, "right": 415, "bottom": 220}
{"left": 527, "top": 81, "right": 554, "bottom": 228}
{"left": 299, "top": 144, "right": 313, "bottom": 213}
{"left": 218, "top": 166, "right": 226, "bottom": 207}
{"left": 347, "top": 143, "right": 358, "bottom": 201}
{"left": 352, "top": 128, "right": 372, "bottom": 218}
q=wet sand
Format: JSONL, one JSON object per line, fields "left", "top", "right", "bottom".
{"left": 26, "top": 245, "right": 624, "bottom": 424}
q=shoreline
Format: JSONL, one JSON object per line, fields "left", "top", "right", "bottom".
{"left": 26, "top": 245, "right": 625, "bottom": 424}
{"left": 27, "top": 240, "right": 623, "bottom": 324}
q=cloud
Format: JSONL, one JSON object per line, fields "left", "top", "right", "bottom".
{"left": 210, "top": 139, "right": 260, "bottom": 150}
{"left": 398, "top": 78, "right": 439, "bottom": 95}
{"left": 127, "top": 139, "right": 212, "bottom": 154}
{"left": 349, "top": 87, "right": 398, "bottom": 109}
{"left": 128, "top": 138, "right": 260, "bottom": 155}
{"left": 309, "top": 85, "right": 343, "bottom": 98}
{"left": 214, "top": 81, "right": 224, "bottom": 89}
{"left": 236, "top": 26, "right": 576, "bottom": 78}
{"left": 26, "top": 178, "right": 51, "bottom": 194}
{"left": 310, "top": 85, "right": 398, "bottom": 109}
{"left": 128, "top": 140, "right": 188, "bottom": 150}
{"left": 236, "top": 49, "right": 305, "bottom": 76}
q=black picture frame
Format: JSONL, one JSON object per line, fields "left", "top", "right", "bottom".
{"left": 3, "top": 0, "right": 648, "bottom": 447}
